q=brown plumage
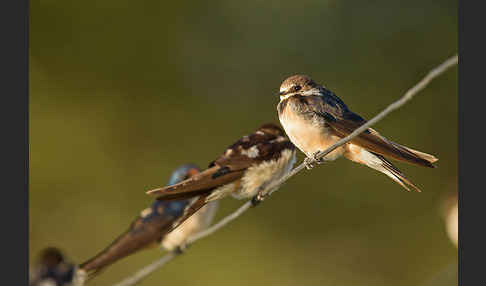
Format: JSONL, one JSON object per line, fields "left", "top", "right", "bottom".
{"left": 77, "top": 164, "right": 218, "bottom": 280}
{"left": 148, "top": 167, "right": 245, "bottom": 201}
{"left": 147, "top": 123, "right": 297, "bottom": 231}
{"left": 278, "top": 74, "right": 437, "bottom": 192}
{"left": 79, "top": 213, "right": 175, "bottom": 275}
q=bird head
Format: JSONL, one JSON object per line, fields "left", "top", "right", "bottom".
{"left": 278, "top": 74, "right": 322, "bottom": 101}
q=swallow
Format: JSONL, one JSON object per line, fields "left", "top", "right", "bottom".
{"left": 29, "top": 247, "right": 75, "bottom": 286}
{"left": 277, "top": 74, "right": 438, "bottom": 192}
{"left": 77, "top": 164, "right": 219, "bottom": 279}
{"left": 146, "top": 123, "right": 297, "bottom": 232}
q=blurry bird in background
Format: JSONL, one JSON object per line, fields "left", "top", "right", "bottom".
{"left": 277, "top": 74, "right": 438, "bottom": 192}
{"left": 147, "top": 123, "right": 296, "bottom": 233}
{"left": 440, "top": 191, "right": 458, "bottom": 248}
{"left": 76, "top": 164, "right": 219, "bottom": 281}
{"left": 29, "top": 247, "right": 75, "bottom": 286}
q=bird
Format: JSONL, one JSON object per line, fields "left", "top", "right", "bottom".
{"left": 277, "top": 74, "right": 438, "bottom": 192}
{"left": 29, "top": 247, "right": 75, "bottom": 286}
{"left": 146, "top": 123, "right": 297, "bottom": 232}
{"left": 440, "top": 191, "right": 458, "bottom": 248}
{"left": 76, "top": 164, "right": 219, "bottom": 280}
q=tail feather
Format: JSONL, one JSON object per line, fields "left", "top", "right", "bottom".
{"left": 147, "top": 166, "right": 219, "bottom": 197}
{"left": 377, "top": 154, "right": 421, "bottom": 192}
{"left": 395, "top": 144, "right": 439, "bottom": 163}
{"left": 147, "top": 166, "right": 244, "bottom": 200}
{"left": 366, "top": 128, "right": 438, "bottom": 168}
{"left": 344, "top": 146, "right": 422, "bottom": 192}
{"left": 78, "top": 215, "right": 173, "bottom": 276}
{"left": 78, "top": 197, "right": 211, "bottom": 282}
{"left": 330, "top": 123, "right": 438, "bottom": 168}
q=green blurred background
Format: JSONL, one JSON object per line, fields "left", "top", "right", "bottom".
{"left": 30, "top": 0, "right": 457, "bottom": 285}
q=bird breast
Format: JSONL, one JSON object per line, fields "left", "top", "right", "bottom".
{"left": 278, "top": 99, "right": 345, "bottom": 160}
{"left": 233, "top": 148, "right": 296, "bottom": 200}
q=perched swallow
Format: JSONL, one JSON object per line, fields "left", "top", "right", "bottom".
{"left": 277, "top": 74, "right": 438, "bottom": 192}
{"left": 146, "top": 123, "right": 296, "bottom": 232}
{"left": 29, "top": 247, "right": 75, "bottom": 286}
{"left": 77, "top": 164, "right": 218, "bottom": 278}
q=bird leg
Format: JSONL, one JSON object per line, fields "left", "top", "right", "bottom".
{"left": 303, "top": 157, "right": 315, "bottom": 169}
{"left": 251, "top": 194, "right": 264, "bottom": 207}
{"left": 304, "top": 151, "right": 324, "bottom": 170}
{"left": 313, "top": 151, "right": 325, "bottom": 164}
{"left": 173, "top": 244, "right": 189, "bottom": 255}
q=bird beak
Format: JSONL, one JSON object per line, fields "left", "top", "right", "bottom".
{"left": 279, "top": 91, "right": 295, "bottom": 101}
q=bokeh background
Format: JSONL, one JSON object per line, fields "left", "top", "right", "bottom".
{"left": 30, "top": 0, "right": 458, "bottom": 285}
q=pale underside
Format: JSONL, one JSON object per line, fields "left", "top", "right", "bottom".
{"left": 279, "top": 108, "right": 345, "bottom": 160}
{"left": 206, "top": 149, "right": 297, "bottom": 202}
{"left": 161, "top": 200, "right": 219, "bottom": 251}
{"left": 279, "top": 106, "right": 421, "bottom": 190}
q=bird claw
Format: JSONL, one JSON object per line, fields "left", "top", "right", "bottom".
{"left": 304, "top": 157, "right": 315, "bottom": 169}
{"left": 313, "top": 151, "right": 324, "bottom": 164}
{"left": 251, "top": 194, "right": 265, "bottom": 207}
{"left": 304, "top": 152, "right": 324, "bottom": 170}
{"left": 174, "top": 244, "right": 189, "bottom": 255}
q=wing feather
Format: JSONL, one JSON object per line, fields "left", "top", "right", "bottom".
{"left": 303, "top": 94, "right": 437, "bottom": 168}
{"left": 147, "top": 126, "right": 295, "bottom": 200}
{"left": 146, "top": 166, "right": 244, "bottom": 200}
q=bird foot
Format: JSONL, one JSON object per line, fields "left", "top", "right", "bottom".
{"left": 304, "top": 152, "right": 324, "bottom": 170}
{"left": 312, "top": 151, "right": 325, "bottom": 164}
{"left": 303, "top": 157, "right": 315, "bottom": 169}
{"left": 251, "top": 194, "right": 265, "bottom": 207}
{"left": 173, "top": 244, "right": 189, "bottom": 255}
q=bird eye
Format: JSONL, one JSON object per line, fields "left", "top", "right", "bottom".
{"left": 294, "top": 85, "right": 302, "bottom": 91}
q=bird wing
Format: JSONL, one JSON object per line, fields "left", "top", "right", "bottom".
{"left": 304, "top": 94, "right": 437, "bottom": 168}
{"left": 146, "top": 165, "right": 244, "bottom": 200}
{"left": 167, "top": 194, "right": 211, "bottom": 236}
{"left": 147, "top": 130, "right": 293, "bottom": 200}
{"left": 79, "top": 212, "right": 177, "bottom": 273}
